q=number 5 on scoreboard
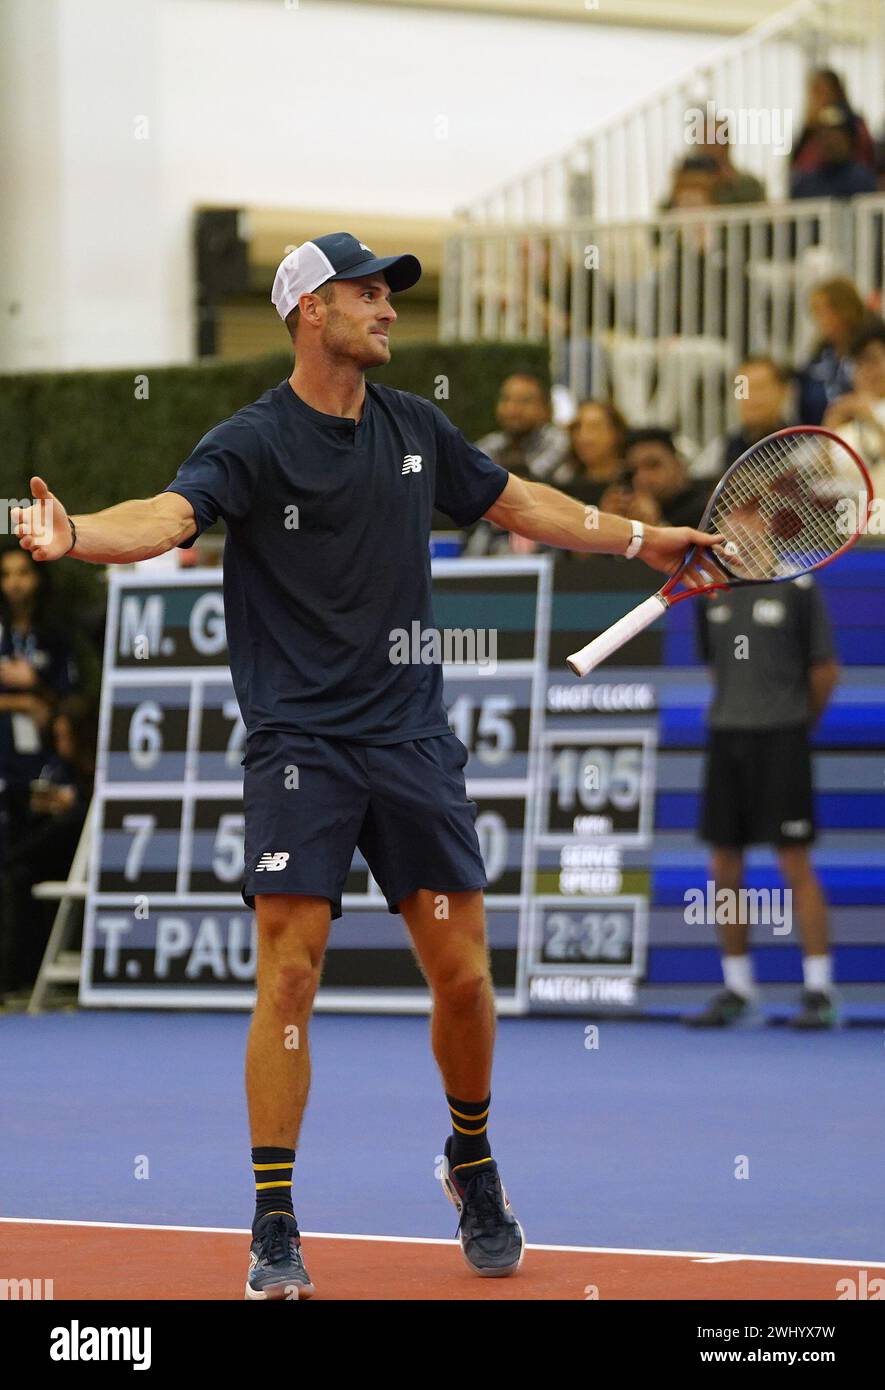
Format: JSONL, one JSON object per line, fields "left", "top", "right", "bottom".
{"left": 213, "top": 813, "right": 245, "bottom": 883}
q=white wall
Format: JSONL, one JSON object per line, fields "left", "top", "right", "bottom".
{"left": 1, "top": 0, "right": 722, "bottom": 371}
{"left": 0, "top": 0, "right": 63, "bottom": 370}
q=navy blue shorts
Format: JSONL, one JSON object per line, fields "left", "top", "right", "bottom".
{"left": 241, "top": 730, "right": 487, "bottom": 918}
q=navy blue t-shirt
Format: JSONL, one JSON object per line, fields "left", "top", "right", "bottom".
{"left": 164, "top": 380, "right": 509, "bottom": 742}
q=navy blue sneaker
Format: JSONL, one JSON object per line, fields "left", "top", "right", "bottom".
{"left": 245, "top": 1213, "right": 315, "bottom": 1300}
{"left": 439, "top": 1138, "right": 525, "bottom": 1278}
{"left": 789, "top": 989, "right": 839, "bottom": 1029}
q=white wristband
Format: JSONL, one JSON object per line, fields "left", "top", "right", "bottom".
{"left": 623, "top": 520, "right": 644, "bottom": 559}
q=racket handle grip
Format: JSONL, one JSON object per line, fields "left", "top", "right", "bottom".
{"left": 567, "top": 594, "right": 667, "bottom": 677}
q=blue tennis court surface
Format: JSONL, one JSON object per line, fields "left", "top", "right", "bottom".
{"left": 2, "top": 1011, "right": 882, "bottom": 1264}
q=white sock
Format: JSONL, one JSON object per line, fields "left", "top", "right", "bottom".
{"left": 723, "top": 955, "right": 756, "bottom": 1000}
{"left": 803, "top": 955, "right": 833, "bottom": 994}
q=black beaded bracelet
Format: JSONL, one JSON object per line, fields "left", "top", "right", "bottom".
{"left": 66, "top": 517, "right": 78, "bottom": 555}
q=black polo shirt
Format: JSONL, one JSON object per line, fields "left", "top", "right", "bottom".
{"left": 696, "top": 577, "right": 835, "bottom": 730}
{"left": 164, "top": 379, "right": 509, "bottom": 742}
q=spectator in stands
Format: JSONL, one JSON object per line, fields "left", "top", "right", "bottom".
{"left": 667, "top": 160, "right": 718, "bottom": 211}
{"left": 824, "top": 320, "right": 885, "bottom": 499}
{"left": 797, "top": 277, "right": 869, "bottom": 424}
{"left": 552, "top": 400, "right": 628, "bottom": 505}
{"left": 683, "top": 113, "right": 766, "bottom": 206}
{"left": 657, "top": 161, "right": 742, "bottom": 338}
{"left": 692, "top": 356, "right": 795, "bottom": 480}
{"left": 666, "top": 164, "right": 720, "bottom": 274}
{"left": 1, "top": 695, "right": 95, "bottom": 998}
{"left": 463, "top": 373, "right": 570, "bottom": 555}
{"left": 874, "top": 118, "right": 885, "bottom": 192}
{"left": 490, "top": 398, "right": 629, "bottom": 558}
{"left": 790, "top": 104, "right": 877, "bottom": 200}
{"left": 685, "top": 576, "right": 841, "bottom": 1030}
{"left": 599, "top": 428, "right": 710, "bottom": 529}
{"left": 791, "top": 68, "right": 876, "bottom": 177}
{"left": 0, "top": 547, "right": 80, "bottom": 832}
{"left": 0, "top": 546, "right": 82, "bottom": 998}
{"left": 474, "top": 373, "right": 569, "bottom": 482}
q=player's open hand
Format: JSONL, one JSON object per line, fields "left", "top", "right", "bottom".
{"left": 639, "top": 524, "right": 724, "bottom": 580}
{"left": 10, "top": 476, "right": 73, "bottom": 561}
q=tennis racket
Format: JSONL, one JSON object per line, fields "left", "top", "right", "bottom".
{"left": 567, "top": 426, "right": 873, "bottom": 678}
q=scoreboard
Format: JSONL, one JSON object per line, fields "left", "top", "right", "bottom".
{"left": 80, "top": 558, "right": 659, "bottom": 1011}
{"left": 80, "top": 544, "right": 885, "bottom": 1014}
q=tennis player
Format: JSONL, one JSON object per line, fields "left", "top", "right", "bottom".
{"left": 13, "top": 232, "right": 722, "bottom": 1299}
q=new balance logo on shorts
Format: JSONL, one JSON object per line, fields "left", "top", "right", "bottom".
{"left": 402, "top": 454, "right": 422, "bottom": 474}
{"left": 256, "top": 852, "right": 290, "bottom": 871}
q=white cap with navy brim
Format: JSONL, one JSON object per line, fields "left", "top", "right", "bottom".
{"left": 271, "top": 231, "right": 422, "bottom": 321}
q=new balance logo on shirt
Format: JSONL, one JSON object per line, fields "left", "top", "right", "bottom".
{"left": 256, "top": 852, "right": 290, "bottom": 871}
{"left": 402, "top": 454, "right": 423, "bottom": 474}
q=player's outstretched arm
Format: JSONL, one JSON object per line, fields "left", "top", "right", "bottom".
{"left": 483, "top": 474, "right": 722, "bottom": 575}
{"left": 11, "top": 476, "right": 197, "bottom": 564}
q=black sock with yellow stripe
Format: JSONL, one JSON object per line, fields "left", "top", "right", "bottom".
{"left": 446, "top": 1092, "right": 492, "bottom": 1174}
{"left": 251, "top": 1147, "right": 295, "bottom": 1232}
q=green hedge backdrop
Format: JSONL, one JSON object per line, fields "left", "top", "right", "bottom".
{"left": 0, "top": 341, "right": 548, "bottom": 697}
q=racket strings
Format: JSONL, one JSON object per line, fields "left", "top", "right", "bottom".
{"left": 749, "top": 437, "right": 834, "bottom": 565}
{"left": 710, "top": 432, "right": 863, "bottom": 580}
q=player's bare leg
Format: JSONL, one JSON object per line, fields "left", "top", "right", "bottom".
{"left": 246, "top": 893, "right": 331, "bottom": 1146}
{"left": 244, "top": 893, "right": 330, "bottom": 1300}
{"left": 400, "top": 888, "right": 494, "bottom": 1099}
{"left": 777, "top": 845, "right": 836, "bottom": 1027}
{"left": 401, "top": 887, "right": 524, "bottom": 1276}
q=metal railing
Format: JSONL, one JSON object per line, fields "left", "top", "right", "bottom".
{"left": 441, "top": 194, "right": 885, "bottom": 450}
{"left": 463, "top": 0, "right": 885, "bottom": 225}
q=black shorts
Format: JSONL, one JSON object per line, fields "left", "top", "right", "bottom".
{"left": 241, "top": 730, "right": 487, "bottom": 918}
{"left": 700, "top": 725, "right": 816, "bottom": 849}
